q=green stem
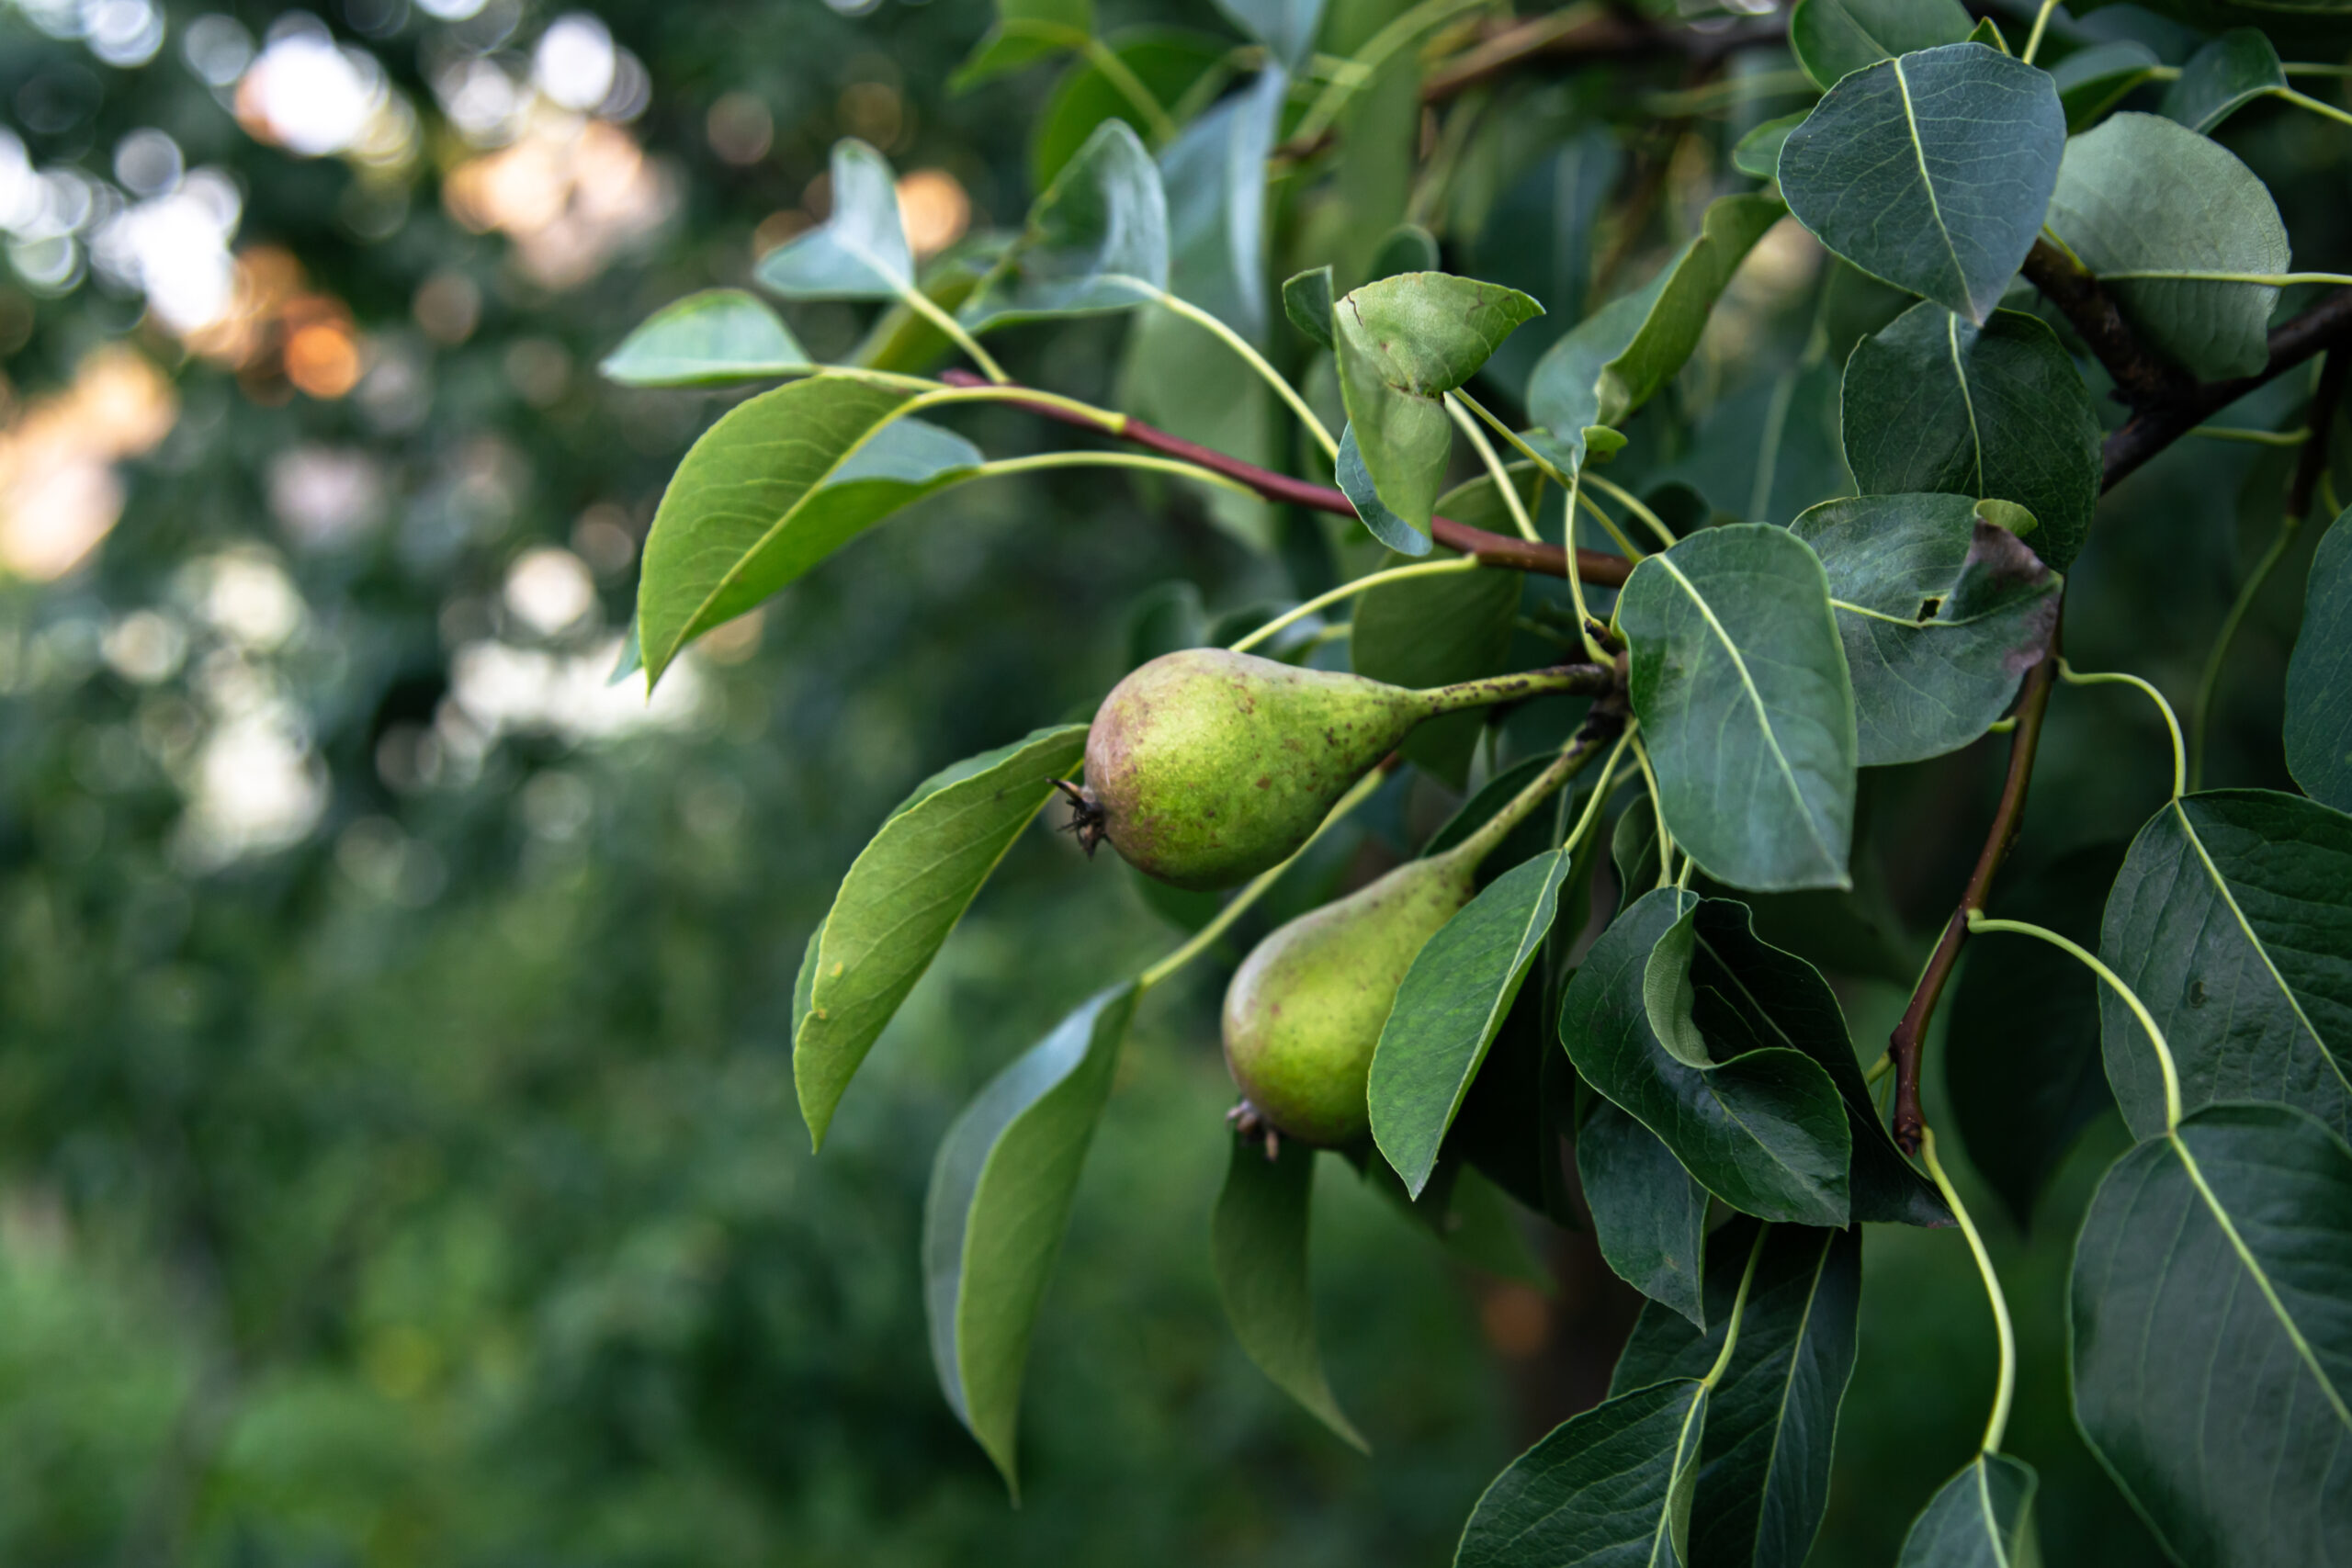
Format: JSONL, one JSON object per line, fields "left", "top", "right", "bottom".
{"left": 2188, "top": 424, "right": 2311, "bottom": 446}
{"left": 969, "top": 451, "right": 1264, "bottom": 499}
{"left": 1631, "top": 735, "right": 1676, "bottom": 889}
{"left": 2278, "top": 86, "right": 2352, "bottom": 130}
{"left": 2020, "top": 0, "right": 2062, "bottom": 64}
{"left": 1574, "top": 489, "right": 1647, "bottom": 560}
{"left": 1554, "top": 727, "right": 1637, "bottom": 859}
{"left": 1136, "top": 762, "right": 1390, "bottom": 992}
{"left": 1702, "top": 1225, "right": 1770, "bottom": 1389}
{"left": 1445, "top": 393, "right": 1544, "bottom": 547}
{"left": 1421, "top": 663, "right": 1616, "bottom": 716}
{"left": 1227, "top": 557, "right": 1484, "bottom": 653}
{"left": 906, "top": 381, "right": 1129, "bottom": 433}
{"left": 1077, "top": 35, "right": 1180, "bottom": 144}
{"left": 2097, "top": 270, "right": 2352, "bottom": 287}
{"left": 1291, "top": 0, "right": 1498, "bottom": 145}
{"left": 1919, "top": 1128, "right": 2018, "bottom": 1454}
{"left": 900, "top": 286, "right": 1010, "bottom": 383}
{"left": 1585, "top": 472, "right": 1679, "bottom": 552}
{"left": 2058, "top": 659, "right": 2185, "bottom": 800}
{"left": 1154, "top": 290, "right": 1340, "bottom": 461}
{"left": 1447, "top": 724, "right": 1617, "bottom": 870}
{"left": 1966, "top": 912, "right": 2183, "bottom": 1129}
{"left": 2286, "top": 62, "right": 2352, "bottom": 77}
{"left": 2190, "top": 514, "right": 2302, "bottom": 791}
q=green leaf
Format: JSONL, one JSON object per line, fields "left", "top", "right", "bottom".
{"left": 1351, "top": 530, "right": 1523, "bottom": 784}
{"left": 1841, "top": 303, "right": 2101, "bottom": 570}
{"left": 796, "top": 725, "right": 1089, "bottom": 1147}
{"left": 1368, "top": 222, "right": 1440, "bottom": 281}
{"left": 1671, "top": 899, "right": 1946, "bottom": 1226}
{"left": 1028, "top": 29, "right": 1227, "bottom": 191}
{"left": 635, "top": 376, "right": 984, "bottom": 684}
{"left": 2287, "top": 506, "right": 2352, "bottom": 809}
{"left": 791, "top": 921, "right": 823, "bottom": 1041}
{"left": 1334, "top": 271, "right": 1544, "bottom": 532}
{"left": 852, "top": 246, "right": 1000, "bottom": 375}
{"left": 1612, "top": 794, "right": 1665, "bottom": 895}
{"left": 755, "top": 140, "right": 912, "bottom": 299}
{"left": 925, "top": 981, "right": 1138, "bottom": 1494}
{"left": 2045, "top": 112, "right": 2290, "bottom": 381}
{"left": 1422, "top": 751, "right": 1566, "bottom": 870}
{"left": 1618, "top": 525, "right": 1859, "bottom": 893}
{"left": 1792, "top": 492, "right": 2061, "bottom": 766}
{"left": 1780, "top": 43, "right": 2064, "bottom": 323}
{"left": 2098, "top": 789, "right": 2352, "bottom": 1141}
{"left": 1211, "top": 1140, "right": 1369, "bottom": 1450}
{"left": 1668, "top": 355, "right": 1853, "bottom": 526}
{"left": 1948, "top": 842, "right": 2126, "bottom": 1227}
{"left": 964, "top": 119, "right": 1169, "bottom": 329}
{"left": 1962, "top": 15, "right": 2007, "bottom": 51}
{"left": 954, "top": 0, "right": 1095, "bottom": 90}
{"left": 1577, "top": 1096, "right": 1710, "bottom": 1326}
{"left": 1215, "top": 0, "right": 1326, "bottom": 71}
{"left": 1161, "top": 66, "right": 1286, "bottom": 344}
{"left": 1335, "top": 423, "right": 1433, "bottom": 554}
{"left": 599, "top": 289, "right": 810, "bottom": 387}
{"left": 1609, "top": 1222, "right": 1862, "bottom": 1568}
{"left": 1733, "top": 113, "right": 1807, "bottom": 179}
{"left": 1558, "top": 889, "right": 1853, "bottom": 1227}
{"left": 1895, "top": 1453, "right": 2040, "bottom": 1566}
{"left": 2049, "top": 40, "right": 2163, "bottom": 131}
{"left": 1526, "top": 194, "right": 1784, "bottom": 451}
{"left": 2071, "top": 1102, "right": 2352, "bottom": 1567}
{"left": 1789, "top": 0, "right": 1973, "bottom": 90}
{"left": 1283, "top": 265, "right": 1336, "bottom": 349}
{"left": 1371, "top": 850, "right": 1573, "bottom": 1198}
{"left": 1453, "top": 1376, "right": 1712, "bottom": 1568}
{"left": 2163, "top": 27, "right": 2286, "bottom": 131}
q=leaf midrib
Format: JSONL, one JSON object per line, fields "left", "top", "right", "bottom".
{"left": 1891, "top": 55, "right": 1974, "bottom": 317}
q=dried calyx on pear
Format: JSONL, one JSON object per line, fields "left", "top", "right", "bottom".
{"left": 1221, "top": 706, "right": 1623, "bottom": 1151}
{"left": 1067, "top": 649, "right": 1608, "bottom": 892}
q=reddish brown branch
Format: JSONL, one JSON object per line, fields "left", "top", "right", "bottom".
{"left": 2104, "top": 288, "right": 2352, "bottom": 490}
{"left": 939, "top": 370, "right": 1634, "bottom": 587}
{"left": 1422, "top": 12, "right": 1784, "bottom": 102}
{"left": 2020, "top": 240, "right": 2191, "bottom": 412}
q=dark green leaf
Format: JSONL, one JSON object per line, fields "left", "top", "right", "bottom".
{"left": 1211, "top": 1139, "right": 1369, "bottom": 1450}
{"left": 2046, "top": 112, "right": 2290, "bottom": 380}
{"left": 1421, "top": 751, "right": 1564, "bottom": 874}
{"left": 2163, "top": 28, "right": 2286, "bottom": 131}
{"left": 2071, "top": 1102, "right": 2352, "bottom": 1567}
{"left": 1028, "top": 29, "right": 1227, "bottom": 191}
{"left": 1789, "top": 0, "right": 1973, "bottom": 90}
{"left": 1283, "top": 265, "right": 1336, "bottom": 349}
{"left": 1733, "top": 113, "right": 1807, "bottom": 179}
{"left": 1527, "top": 195, "right": 1783, "bottom": 453}
{"left": 600, "top": 289, "right": 810, "bottom": 386}
{"left": 1372, "top": 850, "right": 1573, "bottom": 1198}
{"left": 1161, "top": 66, "right": 1285, "bottom": 344}
{"left": 1468, "top": 130, "right": 1622, "bottom": 393}
{"left": 1335, "top": 272, "right": 1544, "bottom": 532}
{"left": 1559, "top": 889, "right": 1853, "bottom": 1227}
{"left": 1577, "top": 1096, "right": 1710, "bottom": 1326}
{"left": 1336, "top": 423, "right": 1433, "bottom": 554}
{"left": 954, "top": 0, "right": 1095, "bottom": 90}
{"left": 1351, "top": 525, "right": 1523, "bottom": 784}
{"left": 1780, "top": 43, "right": 2064, "bottom": 323}
{"left": 925, "top": 981, "right": 1138, "bottom": 1493}
{"left": 1667, "top": 356, "right": 1852, "bottom": 526}
{"left": 636, "top": 376, "right": 984, "bottom": 684}
{"left": 1948, "top": 842, "right": 2127, "bottom": 1227}
{"left": 2287, "top": 505, "right": 2352, "bottom": 809}
{"left": 1841, "top": 303, "right": 2101, "bottom": 570}
{"left": 797, "top": 727, "right": 1089, "bottom": 1145}
{"left": 1215, "top": 0, "right": 1326, "bottom": 70}
{"left": 1453, "top": 1376, "right": 1712, "bottom": 1568}
{"left": 1792, "top": 492, "right": 2061, "bottom": 765}
{"left": 964, "top": 119, "right": 1170, "bottom": 328}
{"left": 1612, "top": 794, "right": 1664, "bottom": 896}
{"left": 2099, "top": 789, "right": 2352, "bottom": 1140}
{"left": 755, "top": 140, "right": 913, "bottom": 299}
{"left": 2050, "top": 40, "right": 2163, "bottom": 131}
{"left": 1962, "top": 15, "right": 2007, "bottom": 51}
{"left": 1895, "top": 1453, "right": 2040, "bottom": 1566}
{"left": 1618, "top": 525, "right": 1859, "bottom": 892}
{"left": 1610, "top": 1222, "right": 1862, "bottom": 1568}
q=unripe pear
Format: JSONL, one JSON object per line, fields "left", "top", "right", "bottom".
{"left": 1075, "top": 649, "right": 1600, "bottom": 891}
{"left": 1221, "top": 848, "right": 1480, "bottom": 1147}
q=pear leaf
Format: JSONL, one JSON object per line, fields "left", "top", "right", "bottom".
{"left": 1895, "top": 1453, "right": 2041, "bottom": 1566}
{"left": 2163, "top": 28, "right": 2286, "bottom": 131}
{"left": 600, "top": 289, "right": 811, "bottom": 386}
{"left": 2287, "top": 506, "right": 2352, "bottom": 810}
{"left": 1211, "top": 1140, "right": 1368, "bottom": 1450}
{"left": 756, "top": 140, "right": 914, "bottom": 299}
{"left": 965, "top": 119, "right": 1170, "bottom": 328}
{"left": 1789, "top": 0, "right": 1973, "bottom": 89}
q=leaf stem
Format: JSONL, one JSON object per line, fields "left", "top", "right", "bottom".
{"left": 1702, "top": 1225, "right": 1770, "bottom": 1389}
{"left": 1555, "top": 726, "right": 1637, "bottom": 858}
{"left": 901, "top": 286, "right": 1011, "bottom": 383}
{"left": 908, "top": 381, "right": 1129, "bottom": 434}
{"left": 1449, "top": 717, "right": 1622, "bottom": 869}
{"left": 2188, "top": 424, "right": 2310, "bottom": 446}
{"left": 1444, "top": 393, "right": 1544, "bottom": 546}
{"left": 2097, "top": 270, "right": 2352, "bottom": 287}
{"left": 2191, "top": 517, "right": 2301, "bottom": 791}
{"left": 969, "top": 451, "right": 1263, "bottom": 498}
{"left": 1227, "top": 558, "right": 1483, "bottom": 653}
{"left": 1573, "top": 489, "right": 1647, "bottom": 560}
{"left": 1292, "top": 0, "right": 1499, "bottom": 145}
{"left": 1078, "top": 35, "right": 1180, "bottom": 144}
{"left": 1918, "top": 1128, "right": 2018, "bottom": 1454}
{"left": 1630, "top": 735, "right": 1676, "bottom": 889}
{"left": 2020, "top": 0, "right": 2062, "bottom": 64}
{"left": 1585, "top": 472, "right": 1679, "bottom": 552}
{"left": 1136, "top": 761, "right": 1395, "bottom": 993}
{"left": 1154, "top": 290, "right": 1340, "bottom": 461}
{"left": 1965, "top": 912, "right": 2182, "bottom": 1129}
{"left": 2057, "top": 660, "right": 2185, "bottom": 800}
{"left": 2278, "top": 86, "right": 2352, "bottom": 130}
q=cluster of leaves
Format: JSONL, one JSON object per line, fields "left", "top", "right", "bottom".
{"left": 612, "top": 0, "right": 2352, "bottom": 1559}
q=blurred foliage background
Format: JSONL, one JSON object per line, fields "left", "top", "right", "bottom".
{"left": 0, "top": 0, "right": 2336, "bottom": 1560}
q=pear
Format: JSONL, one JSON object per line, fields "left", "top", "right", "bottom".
{"left": 1075, "top": 649, "right": 1602, "bottom": 891}
{"left": 1219, "top": 711, "right": 1621, "bottom": 1147}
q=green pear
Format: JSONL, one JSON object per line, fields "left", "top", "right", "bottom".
{"left": 1074, "top": 649, "right": 1601, "bottom": 891}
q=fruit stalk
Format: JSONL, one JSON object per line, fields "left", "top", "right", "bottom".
{"left": 1419, "top": 664, "right": 1616, "bottom": 716}
{"left": 1441, "top": 700, "right": 1628, "bottom": 874}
